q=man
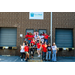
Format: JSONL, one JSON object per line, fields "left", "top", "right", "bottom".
{"left": 44, "top": 33, "right": 50, "bottom": 44}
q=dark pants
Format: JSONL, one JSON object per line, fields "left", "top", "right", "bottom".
{"left": 20, "top": 52, "right": 25, "bottom": 59}
{"left": 42, "top": 52, "right": 46, "bottom": 60}
{"left": 44, "top": 39, "right": 48, "bottom": 44}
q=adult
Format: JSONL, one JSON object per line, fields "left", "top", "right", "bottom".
{"left": 44, "top": 33, "right": 50, "bottom": 44}
{"left": 39, "top": 33, "right": 44, "bottom": 43}
{"left": 34, "top": 32, "right": 38, "bottom": 41}
{"left": 37, "top": 40, "right": 42, "bottom": 57}
{"left": 36, "top": 36, "right": 40, "bottom": 43}
{"left": 46, "top": 43, "right": 51, "bottom": 61}
{"left": 42, "top": 32, "right": 45, "bottom": 36}
{"left": 20, "top": 43, "right": 25, "bottom": 61}
{"left": 25, "top": 32, "right": 29, "bottom": 41}
{"left": 42, "top": 42, "right": 47, "bottom": 61}
{"left": 28, "top": 32, "right": 33, "bottom": 44}
{"left": 30, "top": 38, "right": 35, "bottom": 46}
{"left": 51, "top": 43, "right": 57, "bottom": 62}
{"left": 30, "top": 43, "right": 35, "bottom": 59}
{"left": 24, "top": 44, "right": 29, "bottom": 61}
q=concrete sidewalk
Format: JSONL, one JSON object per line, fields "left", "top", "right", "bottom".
{"left": 0, "top": 55, "right": 75, "bottom": 62}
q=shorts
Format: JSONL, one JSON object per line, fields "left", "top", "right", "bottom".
{"left": 25, "top": 52, "right": 28, "bottom": 54}
{"left": 37, "top": 48, "right": 41, "bottom": 51}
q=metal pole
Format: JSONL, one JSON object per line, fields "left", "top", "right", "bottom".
{"left": 51, "top": 12, "right": 52, "bottom": 46}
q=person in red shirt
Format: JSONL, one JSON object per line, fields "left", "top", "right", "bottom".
{"left": 28, "top": 33, "right": 33, "bottom": 44}
{"left": 30, "top": 38, "right": 35, "bottom": 45}
{"left": 24, "top": 44, "right": 29, "bottom": 61}
{"left": 25, "top": 32, "right": 29, "bottom": 41}
{"left": 37, "top": 40, "right": 42, "bottom": 57}
{"left": 42, "top": 32, "right": 45, "bottom": 36}
{"left": 44, "top": 33, "right": 50, "bottom": 44}
{"left": 42, "top": 41, "right": 47, "bottom": 61}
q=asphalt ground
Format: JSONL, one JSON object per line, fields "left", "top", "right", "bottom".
{"left": 0, "top": 55, "right": 75, "bottom": 62}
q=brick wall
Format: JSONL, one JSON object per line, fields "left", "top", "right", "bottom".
{"left": 0, "top": 12, "right": 75, "bottom": 56}
{"left": 52, "top": 12, "right": 75, "bottom": 56}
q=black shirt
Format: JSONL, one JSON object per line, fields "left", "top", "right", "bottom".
{"left": 47, "top": 46, "right": 51, "bottom": 51}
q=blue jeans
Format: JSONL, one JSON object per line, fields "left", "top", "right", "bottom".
{"left": 44, "top": 39, "right": 48, "bottom": 44}
{"left": 42, "top": 52, "right": 46, "bottom": 60}
{"left": 52, "top": 50, "right": 56, "bottom": 61}
{"left": 28, "top": 40, "right": 31, "bottom": 44}
{"left": 46, "top": 51, "right": 51, "bottom": 60}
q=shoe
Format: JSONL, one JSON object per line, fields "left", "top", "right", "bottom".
{"left": 38, "top": 55, "right": 41, "bottom": 57}
{"left": 21, "top": 59, "right": 23, "bottom": 61}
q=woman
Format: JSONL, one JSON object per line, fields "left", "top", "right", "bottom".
{"left": 30, "top": 43, "right": 35, "bottom": 59}
{"left": 20, "top": 43, "right": 25, "bottom": 61}
{"left": 51, "top": 43, "right": 57, "bottom": 62}
{"left": 24, "top": 44, "right": 29, "bottom": 61}
{"left": 36, "top": 40, "right": 42, "bottom": 57}
{"left": 36, "top": 36, "right": 40, "bottom": 43}
{"left": 46, "top": 43, "right": 51, "bottom": 61}
{"left": 30, "top": 38, "right": 35, "bottom": 46}
{"left": 42, "top": 42, "right": 47, "bottom": 61}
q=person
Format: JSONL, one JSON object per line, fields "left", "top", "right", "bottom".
{"left": 42, "top": 42, "right": 47, "bottom": 61}
{"left": 44, "top": 33, "right": 50, "bottom": 44}
{"left": 20, "top": 43, "right": 25, "bottom": 61}
{"left": 39, "top": 33, "right": 44, "bottom": 43}
{"left": 24, "top": 44, "right": 29, "bottom": 61}
{"left": 51, "top": 43, "right": 57, "bottom": 62}
{"left": 28, "top": 32, "right": 33, "bottom": 44}
{"left": 25, "top": 32, "right": 29, "bottom": 41}
{"left": 30, "top": 38, "right": 35, "bottom": 46}
{"left": 36, "top": 35, "right": 40, "bottom": 43}
{"left": 30, "top": 43, "right": 35, "bottom": 59}
{"left": 36, "top": 40, "right": 42, "bottom": 57}
{"left": 46, "top": 43, "right": 51, "bottom": 61}
{"left": 42, "top": 32, "right": 45, "bottom": 36}
{"left": 34, "top": 32, "right": 38, "bottom": 41}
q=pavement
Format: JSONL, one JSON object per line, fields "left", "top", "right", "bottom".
{"left": 0, "top": 55, "right": 75, "bottom": 62}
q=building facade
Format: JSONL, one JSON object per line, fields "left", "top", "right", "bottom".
{"left": 0, "top": 12, "right": 75, "bottom": 56}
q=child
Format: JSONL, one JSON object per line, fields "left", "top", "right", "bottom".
{"left": 46, "top": 43, "right": 51, "bottom": 61}
{"left": 30, "top": 43, "right": 35, "bottom": 59}
{"left": 24, "top": 44, "right": 29, "bottom": 61}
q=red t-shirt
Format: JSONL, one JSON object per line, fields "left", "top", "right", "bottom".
{"left": 37, "top": 43, "right": 41, "bottom": 48}
{"left": 44, "top": 35, "right": 49, "bottom": 39}
{"left": 42, "top": 34, "right": 45, "bottom": 36}
{"left": 24, "top": 46, "right": 29, "bottom": 52}
{"left": 30, "top": 40, "right": 35, "bottom": 45}
{"left": 42, "top": 44, "right": 47, "bottom": 52}
{"left": 28, "top": 35, "right": 33, "bottom": 40}
{"left": 25, "top": 34, "right": 28, "bottom": 38}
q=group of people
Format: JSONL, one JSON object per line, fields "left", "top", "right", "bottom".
{"left": 20, "top": 32, "right": 57, "bottom": 62}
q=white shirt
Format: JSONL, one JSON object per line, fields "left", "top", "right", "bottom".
{"left": 39, "top": 35, "right": 44, "bottom": 42}
{"left": 20, "top": 46, "right": 25, "bottom": 53}
{"left": 34, "top": 35, "right": 38, "bottom": 40}
{"left": 51, "top": 46, "right": 57, "bottom": 50}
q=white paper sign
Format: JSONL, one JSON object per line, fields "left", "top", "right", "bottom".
{"left": 63, "top": 48, "right": 66, "bottom": 50}
{"left": 20, "top": 34, "right": 23, "bottom": 37}
{"left": 29, "top": 12, "right": 44, "bottom": 19}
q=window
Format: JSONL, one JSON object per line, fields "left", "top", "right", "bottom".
{"left": 26, "top": 29, "right": 34, "bottom": 34}
{"left": 39, "top": 29, "right": 47, "bottom": 35}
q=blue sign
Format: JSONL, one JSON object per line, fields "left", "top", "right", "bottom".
{"left": 29, "top": 12, "right": 44, "bottom": 19}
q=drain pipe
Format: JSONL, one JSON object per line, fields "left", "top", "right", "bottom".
{"left": 51, "top": 12, "right": 52, "bottom": 46}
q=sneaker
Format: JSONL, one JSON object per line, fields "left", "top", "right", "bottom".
{"left": 21, "top": 59, "right": 23, "bottom": 61}
{"left": 38, "top": 55, "right": 40, "bottom": 57}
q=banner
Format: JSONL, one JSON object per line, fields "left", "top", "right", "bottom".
{"left": 29, "top": 12, "right": 44, "bottom": 19}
